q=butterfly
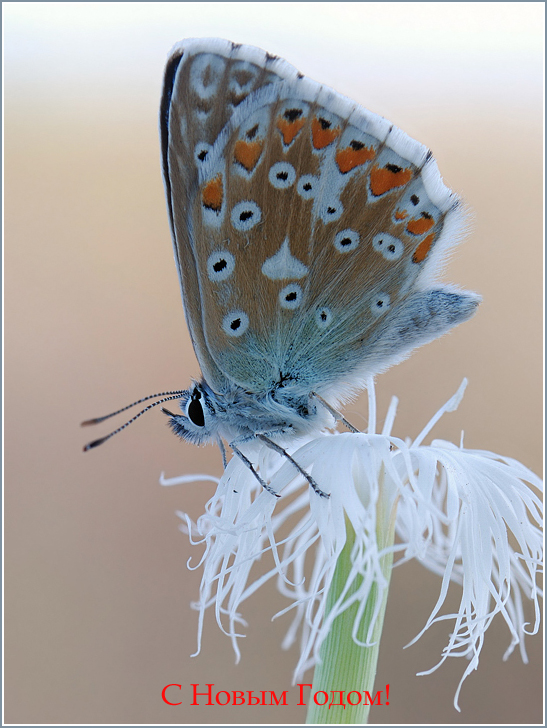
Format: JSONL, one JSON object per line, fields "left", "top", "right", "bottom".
{"left": 83, "top": 38, "right": 479, "bottom": 498}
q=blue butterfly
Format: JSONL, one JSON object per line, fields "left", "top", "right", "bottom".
{"left": 83, "top": 39, "right": 479, "bottom": 498}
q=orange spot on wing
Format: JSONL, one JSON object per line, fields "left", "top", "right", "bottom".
{"left": 394, "top": 210, "right": 408, "bottom": 221}
{"left": 335, "top": 145, "right": 375, "bottom": 173}
{"left": 407, "top": 213, "right": 435, "bottom": 235}
{"left": 412, "top": 233, "right": 435, "bottom": 263}
{"left": 311, "top": 117, "right": 340, "bottom": 149}
{"left": 276, "top": 117, "right": 306, "bottom": 145}
{"left": 233, "top": 140, "right": 263, "bottom": 172}
{"left": 202, "top": 174, "right": 223, "bottom": 212}
{"left": 370, "top": 165, "right": 412, "bottom": 196}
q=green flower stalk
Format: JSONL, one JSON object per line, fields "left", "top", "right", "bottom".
{"left": 306, "top": 512, "right": 395, "bottom": 724}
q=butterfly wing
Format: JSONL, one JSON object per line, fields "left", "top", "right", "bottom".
{"left": 160, "top": 39, "right": 300, "bottom": 390}
{"left": 164, "top": 40, "right": 479, "bottom": 401}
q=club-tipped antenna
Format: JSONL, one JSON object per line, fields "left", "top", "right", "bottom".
{"left": 81, "top": 390, "right": 186, "bottom": 427}
{"left": 82, "top": 393, "right": 184, "bottom": 451}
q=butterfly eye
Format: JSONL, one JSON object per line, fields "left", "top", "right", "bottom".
{"left": 268, "top": 162, "right": 296, "bottom": 189}
{"left": 222, "top": 310, "right": 249, "bottom": 337}
{"left": 372, "top": 232, "right": 404, "bottom": 261}
{"left": 187, "top": 395, "right": 205, "bottom": 427}
{"left": 371, "top": 293, "right": 391, "bottom": 315}
{"left": 231, "top": 201, "right": 262, "bottom": 231}
{"left": 334, "top": 229, "right": 360, "bottom": 253}
{"left": 207, "top": 250, "right": 235, "bottom": 281}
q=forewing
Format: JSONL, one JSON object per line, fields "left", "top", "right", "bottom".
{"left": 191, "top": 68, "right": 478, "bottom": 398}
{"left": 160, "top": 39, "right": 300, "bottom": 389}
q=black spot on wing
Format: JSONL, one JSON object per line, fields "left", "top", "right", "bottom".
{"left": 284, "top": 108, "right": 303, "bottom": 121}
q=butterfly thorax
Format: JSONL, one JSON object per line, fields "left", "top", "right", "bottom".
{"left": 167, "top": 379, "right": 332, "bottom": 447}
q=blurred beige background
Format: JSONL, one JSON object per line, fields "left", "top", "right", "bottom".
{"left": 5, "top": 2, "right": 543, "bottom": 724}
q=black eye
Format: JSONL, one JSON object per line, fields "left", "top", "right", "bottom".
{"left": 187, "top": 397, "right": 205, "bottom": 427}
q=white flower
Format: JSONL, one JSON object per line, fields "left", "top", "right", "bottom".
{"left": 161, "top": 379, "right": 543, "bottom": 709}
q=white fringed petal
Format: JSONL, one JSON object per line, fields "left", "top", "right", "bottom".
{"left": 167, "top": 381, "right": 543, "bottom": 708}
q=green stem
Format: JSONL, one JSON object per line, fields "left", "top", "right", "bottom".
{"left": 306, "top": 499, "right": 396, "bottom": 724}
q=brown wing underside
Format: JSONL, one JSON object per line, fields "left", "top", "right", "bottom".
{"left": 162, "top": 42, "right": 296, "bottom": 390}
{"left": 187, "top": 83, "right": 453, "bottom": 393}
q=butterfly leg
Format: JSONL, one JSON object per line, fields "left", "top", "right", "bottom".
{"left": 256, "top": 434, "right": 330, "bottom": 499}
{"left": 229, "top": 441, "right": 280, "bottom": 498}
{"left": 311, "top": 391, "right": 360, "bottom": 433}
{"left": 216, "top": 436, "right": 228, "bottom": 468}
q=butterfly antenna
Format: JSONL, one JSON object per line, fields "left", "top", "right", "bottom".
{"left": 81, "top": 390, "right": 186, "bottom": 426}
{"left": 82, "top": 393, "right": 184, "bottom": 451}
